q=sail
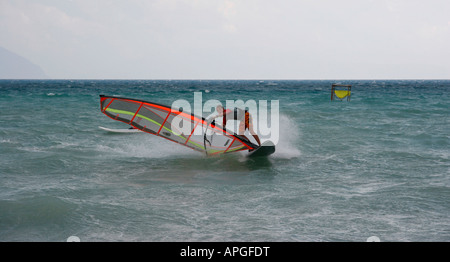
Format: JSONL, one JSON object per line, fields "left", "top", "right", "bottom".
{"left": 334, "top": 90, "right": 351, "bottom": 99}
{"left": 99, "top": 95, "right": 257, "bottom": 155}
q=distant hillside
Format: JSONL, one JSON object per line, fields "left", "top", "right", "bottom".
{"left": 0, "top": 47, "right": 48, "bottom": 79}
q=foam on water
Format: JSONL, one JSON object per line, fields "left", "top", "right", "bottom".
{"left": 272, "top": 114, "right": 302, "bottom": 159}
{"left": 97, "top": 134, "right": 199, "bottom": 159}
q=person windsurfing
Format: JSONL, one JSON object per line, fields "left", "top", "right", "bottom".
{"left": 207, "top": 105, "right": 261, "bottom": 147}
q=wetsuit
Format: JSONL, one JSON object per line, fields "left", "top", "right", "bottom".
{"left": 222, "top": 108, "right": 250, "bottom": 129}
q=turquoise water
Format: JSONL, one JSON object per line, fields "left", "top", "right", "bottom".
{"left": 0, "top": 80, "right": 449, "bottom": 241}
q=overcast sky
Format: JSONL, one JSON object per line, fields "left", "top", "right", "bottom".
{"left": 1, "top": 0, "right": 449, "bottom": 79}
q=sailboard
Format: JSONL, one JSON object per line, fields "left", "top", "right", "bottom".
{"left": 247, "top": 141, "right": 276, "bottom": 158}
{"left": 99, "top": 95, "right": 259, "bottom": 156}
{"left": 99, "top": 126, "right": 141, "bottom": 133}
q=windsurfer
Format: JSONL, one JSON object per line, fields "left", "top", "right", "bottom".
{"left": 207, "top": 105, "right": 261, "bottom": 147}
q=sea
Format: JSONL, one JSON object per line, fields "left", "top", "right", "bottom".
{"left": 0, "top": 79, "right": 449, "bottom": 242}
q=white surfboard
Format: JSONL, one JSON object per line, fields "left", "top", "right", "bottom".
{"left": 99, "top": 126, "right": 141, "bottom": 133}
